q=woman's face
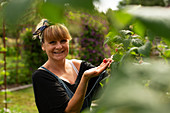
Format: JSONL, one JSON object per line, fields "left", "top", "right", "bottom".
{"left": 42, "top": 38, "right": 69, "bottom": 61}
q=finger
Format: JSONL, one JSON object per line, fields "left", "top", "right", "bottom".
{"left": 99, "top": 61, "right": 110, "bottom": 70}
{"left": 97, "top": 62, "right": 108, "bottom": 69}
{"left": 108, "top": 62, "right": 112, "bottom": 67}
{"left": 108, "top": 59, "right": 114, "bottom": 67}
{"left": 100, "top": 58, "right": 113, "bottom": 69}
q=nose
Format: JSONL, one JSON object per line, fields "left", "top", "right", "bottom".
{"left": 55, "top": 41, "right": 62, "bottom": 49}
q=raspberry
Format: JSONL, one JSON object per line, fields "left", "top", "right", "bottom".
{"left": 103, "top": 59, "right": 107, "bottom": 63}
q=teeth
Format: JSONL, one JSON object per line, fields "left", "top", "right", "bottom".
{"left": 54, "top": 51, "right": 63, "bottom": 54}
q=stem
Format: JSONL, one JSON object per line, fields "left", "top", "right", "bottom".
{"left": 155, "top": 46, "right": 166, "bottom": 58}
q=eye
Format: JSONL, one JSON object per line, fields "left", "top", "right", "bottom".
{"left": 60, "top": 39, "right": 67, "bottom": 43}
{"left": 49, "top": 41, "right": 56, "bottom": 44}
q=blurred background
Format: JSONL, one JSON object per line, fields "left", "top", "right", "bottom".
{"left": 0, "top": 0, "right": 170, "bottom": 112}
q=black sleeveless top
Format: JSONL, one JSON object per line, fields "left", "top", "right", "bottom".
{"left": 32, "top": 61, "right": 108, "bottom": 113}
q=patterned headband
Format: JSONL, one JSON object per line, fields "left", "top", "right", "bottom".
{"left": 33, "top": 20, "right": 52, "bottom": 42}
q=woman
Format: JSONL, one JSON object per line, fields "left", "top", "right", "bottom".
{"left": 32, "top": 19, "right": 113, "bottom": 113}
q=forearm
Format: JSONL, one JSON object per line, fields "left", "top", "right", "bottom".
{"left": 64, "top": 59, "right": 112, "bottom": 113}
{"left": 64, "top": 75, "right": 90, "bottom": 113}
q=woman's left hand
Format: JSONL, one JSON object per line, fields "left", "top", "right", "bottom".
{"left": 83, "top": 58, "right": 113, "bottom": 80}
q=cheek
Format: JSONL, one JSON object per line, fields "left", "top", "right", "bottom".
{"left": 66, "top": 45, "right": 69, "bottom": 51}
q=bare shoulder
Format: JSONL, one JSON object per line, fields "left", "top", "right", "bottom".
{"left": 70, "top": 59, "right": 82, "bottom": 70}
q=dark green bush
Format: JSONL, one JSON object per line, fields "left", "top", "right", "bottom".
{"left": 21, "top": 28, "right": 47, "bottom": 75}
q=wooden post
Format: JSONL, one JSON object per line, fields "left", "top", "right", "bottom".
{"left": 2, "top": 19, "right": 7, "bottom": 109}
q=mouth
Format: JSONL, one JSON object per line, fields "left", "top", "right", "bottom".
{"left": 53, "top": 50, "right": 64, "bottom": 54}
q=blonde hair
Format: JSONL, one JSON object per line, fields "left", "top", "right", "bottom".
{"left": 33, "top": 19, "right": 72, "bottom": 43}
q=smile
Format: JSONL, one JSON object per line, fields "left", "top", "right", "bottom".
{"left": 53, "top": 50, "right": 64, "bottom": 54}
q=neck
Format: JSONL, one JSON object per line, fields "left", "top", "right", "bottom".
{"left": 44, "top": 59, "right": 67, "bottom": 73}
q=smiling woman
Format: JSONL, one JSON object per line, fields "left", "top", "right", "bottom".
{"left": 32, "top": 19, "right": 113, "bottom": 113}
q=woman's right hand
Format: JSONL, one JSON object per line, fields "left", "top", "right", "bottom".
{"left": 83, "top": 58, "right": 113, "bottom": 80}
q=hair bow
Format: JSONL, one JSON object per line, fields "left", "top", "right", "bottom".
{"left": 33, "top": 20, "right": 53, "bottom": 42}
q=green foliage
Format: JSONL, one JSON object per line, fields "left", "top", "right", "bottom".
{"left": 88, "top": 62, "right": 170, "bottom": 113}
{"left": 104, "top": 6, "right": 170, "bottom": 66}
{"left": 164, "top": 49, "right": 170, "bottom": 58}
{"left": 2, "top": 0, "right": 32, "bottom": 26}
{"left": 127, "top": 6, "right": 170, "bottom": 41}
{"left": 2, "top": 0, "right": 170, "bottom": 112}
{"left": 37, "top": 0, "right": 98, "bottom": 23}
{"left": 138, "top": 41, "right": 152, "bottom": 56}
{"left": 0, "top": 55, "right": 31, "bottom": 85}
{"left": 105, "top": 29, "right": 145, "bottom": 64}
{"left": 6, "top": 47, "right": 17, "bottom": 56}
{"left": 85, "top": 5, "right": 170, "bottom": 113}
{"left": 106, "top": 9, "right": 132, "bottom": 37}
{"left": 39, "top": 1, "right": 65, "bottom": 23}
{"left": 21, "top": 28, "right": 47, "bottom": 74}
{"left": 0, "top": 27, "right": 47, "bottom": 85}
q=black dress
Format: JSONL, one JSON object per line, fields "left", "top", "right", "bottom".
{"left": 32, "top": 61, "right": 108, "bottom": 113}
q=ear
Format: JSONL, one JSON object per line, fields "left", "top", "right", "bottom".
{"left": 41, "top": 43, "right": 45, "bottom": 51}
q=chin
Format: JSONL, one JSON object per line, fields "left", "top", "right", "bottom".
{"left": 55, "top": 55, "right": 68, "bottom": 61}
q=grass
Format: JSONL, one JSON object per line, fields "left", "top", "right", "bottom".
{"left": 0, "top": 86, "right": 38, "bottom": 113}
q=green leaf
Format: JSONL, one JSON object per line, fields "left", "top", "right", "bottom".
{"left": 5, "top": 37, "right": 8, "bottom": 40}
{"left": 0, "top": 70, "right": 5, "bottom": 75}
{"left": 119, "top": 30, "right": 133, "bottom": 37}
{"left": 131, "top": 39, "right": 143, "bottom": 47}
{"left": 0, "top": 60, "right": 4, "bottom": 64}
{"left": 104, "top": 32, "right": 122, "bottom": 47}
{"left": 123, "top": 39, "right": 131, "bottom": 49}
{"left": 40, "top": 0, "right": 96, "bottom": 23}
{"left": 164, "top": 49, "right": 170, "bottom": 58}
{"left": 39, "top": 2, "right": 65, "bottom": 23}
{"left": 127, "top": 6, "right": 170, "bottom": 41}
{"left": 113, "top": 53, "right": 122, "bottom": 62}
{"left": 111, "top": 61, "right": 119, "bottom": 73}
{"left": 3, "top": 0, "right": 31, "bottom": 25}
{"left": 104, "top": 31, "right": 115, "bottom": 45}
{"left": 147, "top": 30, "right": 156, "bottom": 42}
{"left": 113, "top": 35, "right": 123, "bottom": 43}
{"left": 48, "top": 0, "right": 96, "bottom": 10}
{"left": 103, "top": 37, "right": 110, "bottom": 46}
{"left": 0, "top": 47, "right": 6, "bottom": 52}
{"left": 106, "top": 9, "right": 132, "bottom": 30}
{"left": 133, "top": 20, "right": 146, "bottom": 38}
{"left": 130, "top": 51, "right": 137, "bottom": 55}
{"left": 138, "top": 41, "right": 152, "bottom": 56}
{"left": 69, "top": 0, "right": 95, "bottom": 10}
{"left": 120, "top": 47, "right": 138, "bottom": 63}
{"left": 0, "top": 80, "right": 3, "bottom": 85}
